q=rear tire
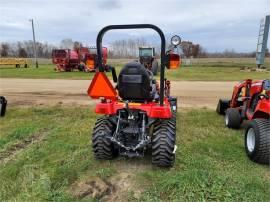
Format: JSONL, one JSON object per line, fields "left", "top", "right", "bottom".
{"left": 225, "top": 108, "right": 241, "bottom": 129}
{"left": 92, "top": 116, "right": 116, "bottom": 159}
{"left": 245, "top": 119, "right": 270, "bottom": 165}
{"left": 152, "top": 60, "right": 159, "bottom": 76}
{"left": 216, "top": 99, "right": 230, "bottom": 115}
{"left": 152, "top": 120, "right": 176, "bottom": 167}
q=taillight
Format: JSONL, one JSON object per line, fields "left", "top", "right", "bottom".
{"left": 169, "top": 53, "right": 181, "bottom": 69}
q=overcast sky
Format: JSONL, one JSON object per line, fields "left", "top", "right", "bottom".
{"left": 0, "top": 0, "right": 269, "bottom": 52}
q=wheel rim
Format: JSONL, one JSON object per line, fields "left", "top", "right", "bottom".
{"left": 225, "top": 114, "right": 229, "bottom": 126}
{"left": 247, "top": 128, "right": 256, "bottom": 152}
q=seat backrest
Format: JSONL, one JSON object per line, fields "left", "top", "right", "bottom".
{"left": 118, "top": 62, "right": 152, "bottom": 101}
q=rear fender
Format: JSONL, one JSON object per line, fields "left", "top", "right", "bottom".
{"left": 251, "top": 99, "right": 270, "bottom": 119}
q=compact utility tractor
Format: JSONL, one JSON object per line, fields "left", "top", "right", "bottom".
{"left": 88, "top": 24, "right": 181, "bottom": 167}
{"left": 139, "top": 47, "right": 159, "bottom": 76}
{"left": 217, "top": 79, "right": 270, "bottom": 164}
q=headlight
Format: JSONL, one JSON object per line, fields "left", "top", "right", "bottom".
{"left": 171, "top": 35, "right": 181, "bottom": 46}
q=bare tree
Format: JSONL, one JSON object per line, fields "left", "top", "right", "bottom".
{"left": 60, "top": 38, "right": 74, "bottom": 49}
{"left": 110, "top": 37, "right": 148, "bottom": 58}
{"left": 17, "top": 42, "right": 28, "bottom": 57}
{"left": 0, "top": 43, "right": 10, "bottom": 57}
{"left": 181, "top": 41, "right": 193, "bottom": 58}
{"left": 73, "top": 41, "right": 82, "bottom": 51}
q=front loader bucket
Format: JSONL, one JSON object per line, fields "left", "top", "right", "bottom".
{"left": 216, "top": 99, "right": 230, "bottom": 115}
{"left": 0, "top": 96, "right": 7, "bottom": 117}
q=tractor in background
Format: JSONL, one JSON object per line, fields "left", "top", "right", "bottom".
{"left": 52, "top": 49, "right": 79, "bottom": 71}
{"left": 217, "top": 79, "right": 270, "bottom": 164}
{"left": 88, "top": 24, "right": 181, "bottom": 167}
{"left": 139, "top": 47, "right": 159, "bottom": 75}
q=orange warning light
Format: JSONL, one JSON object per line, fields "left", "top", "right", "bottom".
{"left": 87, "top": 72, "right": 117, "bottom": 99}
{"left": 169, "top": 53, "right": 180, "bottom": 69}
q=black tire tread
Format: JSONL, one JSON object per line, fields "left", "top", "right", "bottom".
{"left": 92, "top": 116, "right": 115, "bottom": 159}
{"left": 245, "top": 119, "right": 270, "bottom": 164}
{"left": 152, "top": 120, "right": 176, "bottom": 167}
{"left": 225, "top": 108, "right": 241, "bottom": 129}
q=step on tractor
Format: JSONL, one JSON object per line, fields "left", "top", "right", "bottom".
{"left": 87, "top": 24, "right": 181, "bottom": 167}
{"left": 139, "top": 47, "right": 159, "bottom": 76}
{"left": 217, "top": 79, "right": 270, "bottom": 165}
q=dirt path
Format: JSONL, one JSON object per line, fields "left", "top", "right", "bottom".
{"left": 0, "top": 78, "right": 235, "bottom": 109}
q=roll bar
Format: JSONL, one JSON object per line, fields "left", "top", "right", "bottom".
{"left": 96, "top": 24, "right": 166, "bottom": 106}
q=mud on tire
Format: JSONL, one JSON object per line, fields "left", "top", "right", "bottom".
{"left": 152, "top": 119, "right": 176, "bottom": 167}
{"left": 92, "top": 116, "right": 116, "bottom": 159}
{"left": 245, "top": 119, "right": 270, "bottom": 165}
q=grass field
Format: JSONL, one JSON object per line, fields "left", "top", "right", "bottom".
{"left": 0, "top": 58, "right": 269, "bottom": 81}
{"left": 0, "top": 106, "right": 269, "bottom": 201}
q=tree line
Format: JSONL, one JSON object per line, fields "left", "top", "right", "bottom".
{"left": 0, "top": 41, "right": 56, "bottom": 58}
{"left": 0, "top": 38, "right": 264, "bottom": 58}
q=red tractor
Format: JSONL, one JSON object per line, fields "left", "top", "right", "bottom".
{"left": 52, "top": 49, "right": 79, "bottom": 71}
{"left": 217, "top": 79, "right": 270, "bottom": 164}
{"left": 88, "top": 24, "right": 181, "bottom": 167}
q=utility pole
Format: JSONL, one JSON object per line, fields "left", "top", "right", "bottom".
{"left": 29, "top": 19, "right": 38, "bottom": 68}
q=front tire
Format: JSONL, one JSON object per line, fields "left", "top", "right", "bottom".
{"left": 92, "top": 117, "right": 116, "bottom": 159}
{"left": 152, "top": 120, "right": 176, "bottom": 167}
{"left": 225, "top": 108, "right": 241, "bottom": 129}
{"left": 245, "top": 119, "right": 270, "bottom": 165}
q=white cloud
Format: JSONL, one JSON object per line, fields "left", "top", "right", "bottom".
{"left": 0, "top": 0, "right": 269, "bottom": 51}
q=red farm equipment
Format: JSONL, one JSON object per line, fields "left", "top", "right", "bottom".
{"left": 52, "top": 49, "right": 79, "bottom": 71}
{"left": 88, "top": 24, "right": 181, "bottom": 167}
{"left": 217, "top": 79, "right": 270, "bottom": 164}
{"left": 83, "top": 47, "right": 108, "bottom": 72}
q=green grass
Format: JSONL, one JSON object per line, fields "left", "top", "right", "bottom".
{"left": 0, "top": 64, "right": 93, "bottom": 80}
{"left": 0, "top": 106, "right": 269, "bottom": 201}
{"left": 1, "top": 62, "right": 269, "bottom": 81}
{"left": 167, "top": 65, "right": 270, "bottom": 81}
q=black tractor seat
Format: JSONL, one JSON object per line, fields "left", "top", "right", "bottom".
{"left": 118, "top": 61, "right": 155, "bottom": 102}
